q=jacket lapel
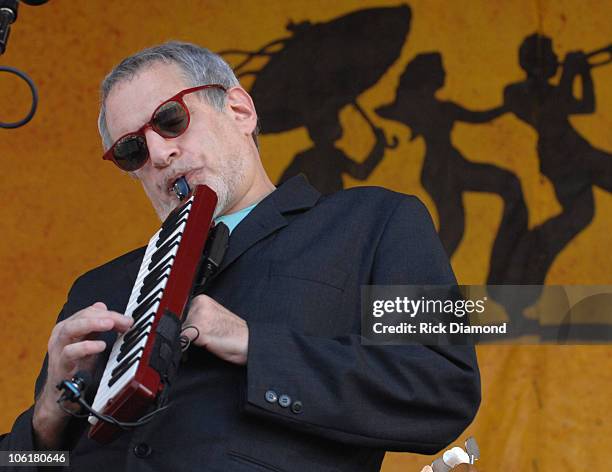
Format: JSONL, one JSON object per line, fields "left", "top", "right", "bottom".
{"left": 218, "top": 174, "right": 321, "bottom": 273}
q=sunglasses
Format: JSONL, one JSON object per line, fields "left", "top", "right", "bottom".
{"left": 102, "top": 84, "right": 227, "bottom": 171}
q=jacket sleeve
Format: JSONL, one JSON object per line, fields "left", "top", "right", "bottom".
{"left": 242, "top": 196, "right": 481, "bottom": 454}
{"left": 0, "top": 408, "right": 37, "bottom": 452}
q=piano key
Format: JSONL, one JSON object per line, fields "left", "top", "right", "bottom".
{"left": 131, "top": 292, "right": 162, "bottom": 323}
{"left": 137, "top": 223, "right": 184, "bottom": 278}
{"left": 137, "top": 272, "right": 169, "bottom": 304}
{"left": 141, "top": 259, "right": 172, "bottom": 288}
{"left": 134, "top": 279, "right": 167, "bottom": 312}
{"left": 122, "top": 320, "right": 153, "bottom": 347}
{"left": 111, "top": 346, "right": 144, "bottom": 378}
{"left": 124, "top": 310, "right": 155, "bottom": 341}
{"left": 117, "top": 328, "right": 151, "bottom": 363}
{"left": 155, "top": 214, "right": 189, "bottom": 248}
{"left": 134, "top": 253, "right": 176, "bottom": 289}
{"left": 99, "top": 359, "right": 140, "bottom": 408}
{"left": 155, "top": 210, "right": 189, "bottom": 247}
{"left": 127, "top": 268, "right": 170, "bottom": 313}
{"left": 108, "top": 353, "right": 142, "bottom": 388}
{"left": 161, "top": 201, "right": 191, "bottom": 232}
{"left": 139, "top": 261, "right": 171, "bottom": 291}
{"left": 162, "top": 200, "right": 189, "bottom": 228}
{"left": 148, "top": 238, "right": 180, "bottom": 271}
{"left": 152, "top": 225, "right": 183, "bottom": 252}
{"left": 119, "top": 319, "right": 152, "bottom": 349}
{"left": 124, "top": 257, "right": 163, "bottom": 312}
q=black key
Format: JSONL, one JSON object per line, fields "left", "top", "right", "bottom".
{"left": 117, "top": 329, "right": 150, "bottom": 364}
{"left": 155, "top": 215, "right": 189, "bottom": 247}
{"left": 143, "top": 254, "right": 175, "bottom": 284}
{"left": 131, "top": 314, "right": 155, "bottom": 337}
{"left": 160, "top": 201, "right": 190, "bottom": 231}
{"left": 161, "top": 202, "right": 191, "bottom": 232}
{"left": 148, "top": 235, "right": 181, "bottom": 270}
{"left": 111, "top": 346, "right": 144, "bottom": 378}
{"left": 158, "top": 212, "right": 189, "bottom": 247}
{"left": 124, "top": 308, "right": 154, "bottom": 338}
{"left": 123, "top": 320, "right": 153, "bottom": 347}
{"left": 150, "top": 231, "right": 181, "bottom": 264}
{"left": 120, "top": 320, "right": 151, "bottom": 354}
{"left": 137, "top": 272, "right": 169, "bottom": 304}
{"left": 141, "top": 259, "right": 172, "bottom": 289}
{"left": 140, "top": 259, "right": 167, "bottom": 293}
{"left": 131, "top": 289, "right": 163, "bottom": 323}
{"left": 109, "top": 352, "right": 142, "bottom": 388}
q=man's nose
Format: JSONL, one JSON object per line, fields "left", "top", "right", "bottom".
{"left": 144, "top": 128, "right": 180, "bottom": 168}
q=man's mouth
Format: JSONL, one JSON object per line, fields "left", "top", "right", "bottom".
{"left": 167, "top": 175, "right": 186, "bottom": 195}
{"left": 172, "top": 176, "right": 191, "bottom": 201}
{"left": 166, "top": 171, "right": 193, "bottom": 196}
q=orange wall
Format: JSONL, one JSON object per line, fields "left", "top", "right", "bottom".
{"left": 0, "top": 1, "right": 610, "bottom": 470}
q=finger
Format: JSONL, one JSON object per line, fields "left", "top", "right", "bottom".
{"left": 57, "top": 313, "right": 133, "bottom": 344}
{"left": 61, "top": 340, "right": 107, "bottom": 365}
{"left": 77, "top": 306, "right": 126, "bottom": 322}
{"left": 91, "top": 301, "right": 107, "bottom": 310}
{"left": 181, "top": 325, "right": 200, "bottom": 343}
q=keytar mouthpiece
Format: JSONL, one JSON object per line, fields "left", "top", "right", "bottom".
{"left": 173, "top": 177, "right": 191, "bottom": 201}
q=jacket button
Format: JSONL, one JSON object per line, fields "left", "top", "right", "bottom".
{"left": 265, "top": 390, "right": 278, "bottom": 403}
{"left": 134, "top": 443, "right": 152, "bottom": 458}
{"left": 278, "top": 394, "right": 291, "bottom": 408}
{"left": 291, "top": 401, "right": 303, "bottom": 414}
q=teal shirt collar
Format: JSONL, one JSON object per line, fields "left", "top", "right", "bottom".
{"left": 214, "top": 202, "right": 258, "bottom": 234}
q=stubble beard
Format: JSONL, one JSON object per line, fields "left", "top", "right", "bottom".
{"left": 149, "top": 152, "right": 246, "bottom": 223}
{"left": 210, "top": 151, "right": 246, "bottom": 218}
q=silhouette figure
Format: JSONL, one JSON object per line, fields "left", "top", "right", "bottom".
{"left": 503, "top": 33, "right": 612, "bottom": 256}
{"left": 376, "top": 52, "right": 528, "bottom": 270}
{"left": 486, "top": 34, "right": 612, "bottom": 334}
{"left": 278, "top": 108, "right": 387, "bottom": 193}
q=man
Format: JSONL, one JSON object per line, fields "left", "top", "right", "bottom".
{"left": 1, "top": 41, "right": 480, "bottom": 471}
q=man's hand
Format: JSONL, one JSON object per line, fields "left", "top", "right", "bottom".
{"left": 564, "top": 50, "right": 589, "bottom": 72}
{"left": 33, "top": 302, "right": 133, "bottom": 449}
{"left": 182, "top": 295, "right": 249, "bottom": 365}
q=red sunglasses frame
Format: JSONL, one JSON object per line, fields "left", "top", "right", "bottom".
{"left": 102, "top": 84, "right": 227, "bottom": 171}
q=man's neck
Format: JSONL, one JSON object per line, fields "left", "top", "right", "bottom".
{"left": 224, "top": 175, "right": 276, "bottom": 216}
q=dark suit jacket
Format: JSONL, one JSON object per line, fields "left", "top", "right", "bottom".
{"left": 1, "top": 175, "right": 480, "bottom": 471}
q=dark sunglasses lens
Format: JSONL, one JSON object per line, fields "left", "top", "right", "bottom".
{"left": 113, "top": 134, "right": 148, "bottom": 171}
{"left": 153, "top": 101, "right": 189, "bottom": 137}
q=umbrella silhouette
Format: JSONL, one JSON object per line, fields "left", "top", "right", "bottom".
{"left": 222, "top": 4, "right": 410, "bottom": 139}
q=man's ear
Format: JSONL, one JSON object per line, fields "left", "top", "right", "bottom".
{"left": 225, "top": 87, "right": 258, "bottom": 135}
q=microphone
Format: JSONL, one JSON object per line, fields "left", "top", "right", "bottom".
{"left": 0, "top": 0, "right": 17, "bottom": 55}
{"left": 0, "top": 0, "right": 49, "bottom": 55}
{"left": 0, "top": 0, "right": 48, "bottom": 127}
{"left": 56, "top": 370, "right": 92, "bottom": 403}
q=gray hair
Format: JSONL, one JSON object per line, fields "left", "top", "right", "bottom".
{"left": 98, "top": 40, "right": 258, "bottom": 150}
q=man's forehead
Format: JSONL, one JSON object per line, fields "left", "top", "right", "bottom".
{"left": 105, "top": 62, "right": 188, "bottom": 138}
